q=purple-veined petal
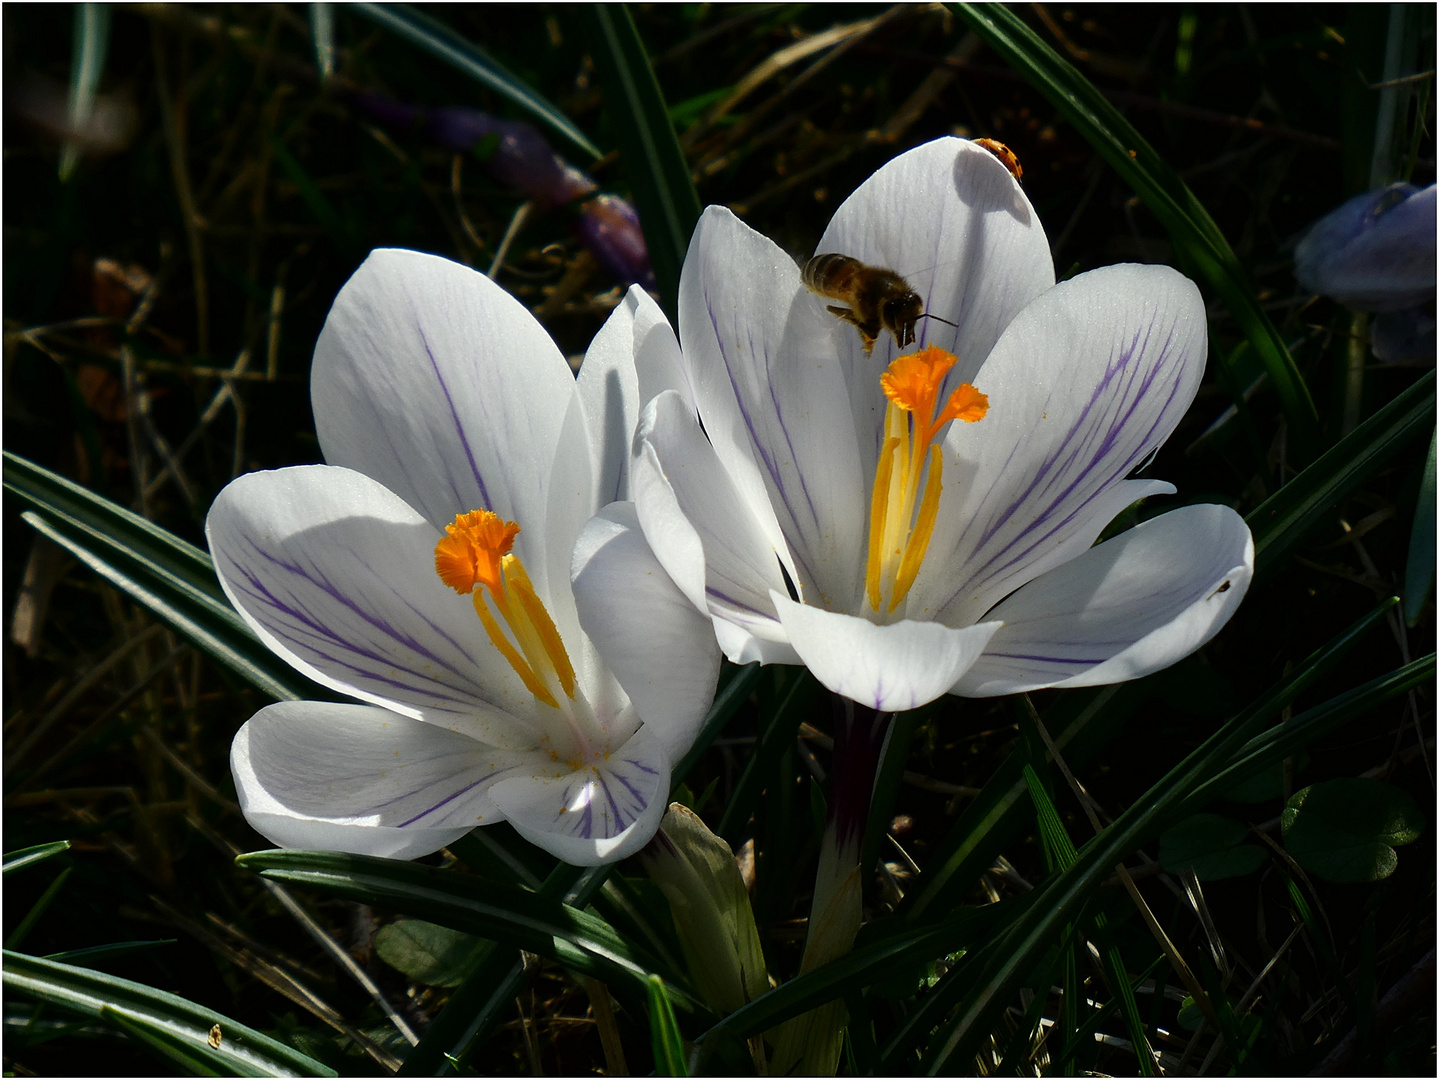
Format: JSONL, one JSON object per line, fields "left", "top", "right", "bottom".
{"left": 232, "top": 701, "right": 536, "bottom": 860}
{"left": 814, "top": 136, "right": 1056, "bottom": 459}
{"left": 678, "top": 207, "right": 868, "bottom": 606}
{"left": 772, "top": 592, "right": 1002, "bottom": 712}
{"left": 953, "top": 504, "right": 1253, "bottom": 697}
{"left": 311, "top": 248, "right": 577, "bottom": 603}
{"left": 489, "top": 724, "right": 672, "bottom": 865}
{"left": 924, "top": 263, "right": 1208, "bottom": 627}
{"left": 571, "top": 502, "right": 722, "bottom": 762}
{"left": 634, "top": 392, "right": 794, "bottom": 649}
{"left": 207, "top": 465, "right": 537, "bottom": 745}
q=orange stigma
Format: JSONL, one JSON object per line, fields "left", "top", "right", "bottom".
{"left": 435, "top": 508, "right": 577, "bottom": 714}
{"left": 435, "top": 509, "right": 521, "bottom": 595}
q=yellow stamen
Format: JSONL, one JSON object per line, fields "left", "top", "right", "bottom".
{"left": 435, "top": 508, "right": 577, "bottom": 711}
{"left": 865, "top": 346, "right": 988, "bottom": 616}
{"left": 891, "top": 445, "right": 945, "bottom": 611}
{"left": 471, "top": 590, "right": 559, "bottom": 708}
{"left": 505, "top": 556, "right": 577, "bottom": 700}
{"left": 866, "top": 436, "right": 900, "bottom": 612}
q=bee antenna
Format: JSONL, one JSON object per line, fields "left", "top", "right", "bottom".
{"left": 918, "top": 312, "right": 959, "bottom": 329}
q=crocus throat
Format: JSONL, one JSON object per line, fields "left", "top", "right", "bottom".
{"left": 865, "top": 346, "right": 988, "bottom": 615}
{"left": 436, "top": 509, "right": 590, "bottom": 756}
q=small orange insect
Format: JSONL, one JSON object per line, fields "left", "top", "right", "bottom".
{"left": 975, "top": 138, "right": 1023, "bottom": 182}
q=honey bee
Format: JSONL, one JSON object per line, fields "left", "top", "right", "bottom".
{"left": 974, "top": 138, "right": 1022, "bottom": 181}
{"left": 802, "top": 253, "right": 957, "bottom": 355}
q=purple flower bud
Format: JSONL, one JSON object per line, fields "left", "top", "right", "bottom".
{"left": 347, "top": 92, "right": 595, "bottom": 210}
{"left": 347, "top": 91, "right": 426, "bottom": 135}
{"left": 575, "top": 195, "right": 655, "bottom": 289}
{"left": 1295, "top": 183, "right": 1436, "bottom": 312}
{"left": 428, "top": 109, "right": 595, "bottom": 209}
{"left": 1371, "top": 305, "right": 1436, "bottom": 364}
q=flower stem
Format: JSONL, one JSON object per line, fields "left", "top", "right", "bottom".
{"left": 772, "top": 695, "right": 894, "bottom": 1075}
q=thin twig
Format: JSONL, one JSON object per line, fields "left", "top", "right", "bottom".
{"left": 188, "top": 813, "right": 421, "bottom": 1049}
{"left": 150, "top": 23, "right": 210, "bottom": 357}
{"left": 489, "top": 201, "right": 533, "bottom": 279}
{"left": 3, "top": 623, "right": 166, "bottom": 776}
{"left": 1022, "top": 694, "right": 1221, "bottom": 1037}
{"left": 451, "top": 153, "right": 487, "bottom": 262}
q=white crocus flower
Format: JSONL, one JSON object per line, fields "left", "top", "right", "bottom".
{"left": 630, "top": 137, "right": 1253, "bottom": 712}
{"left": 207, "top": 249, "right": 720, "bottom": 866}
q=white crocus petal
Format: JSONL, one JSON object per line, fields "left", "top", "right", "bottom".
{"left": 772, "top": 592, "right": 1003, "bottom": 712}
{"left": 711, "top": 615, "right": 803, "bottom": 668}
{"left": 954, "top": 504, "right": 1254, "bottom": 697}
{"left": 925, "top": 263, "right": 1208, "bottom": 627}
{"left": 206, "top": 466, "right": 533, "bottom": 745}
{"left": 620, "top": 284, "right": 697, "bottom": 416}
{"left": 490, "top": 725, "right": 673, "bottom": 866}
{"left": 233, "top": 701, "right": 533, "bottom": 860}
{"left": 679, "top": 207, "right": 868, "bottom": 605}
{"left": 310, "top": 248, "right": 575, "bottom": 601}
{"left": 575, "top": 295, "right": 644, "bottom": 507}
{"left": 634, "top": 392, "right": 793, "bottom": 636}
{"left": 815, "top": 137, "right": 1056, "bottom": 389}
{"left": 572, "top": 502, "right": 722, "bottom": 762}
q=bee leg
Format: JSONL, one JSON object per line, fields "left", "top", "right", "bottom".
{"left": 823, "top": 305, "right": 877, "bottom": 354}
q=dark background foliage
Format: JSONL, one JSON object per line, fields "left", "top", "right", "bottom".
{"left": 4, "top": 4, "right": 1433, "bottom": 1075}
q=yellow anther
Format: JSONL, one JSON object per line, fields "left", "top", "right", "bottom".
{"left": 866, "top": 346, "right": 988, "bottom": 615}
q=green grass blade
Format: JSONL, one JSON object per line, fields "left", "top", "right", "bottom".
{"left": 237, "top": 849, "right": 693, "bottom": 1009}
{"left": 672, "top": 661, "right": 762, "bottom": 783}
{"left": 580, "top": 4, "right": 702, "bottom": 318}
{"left": 4, "top": 451, "right": 320, "bottom": 702}
{"left": 903, "top": 603, "right": 1400, "bottom": 1072}
{"left": 6, "top": 868, "right": 72, "bottom": 951}
{"left": 911, "top": 595, "right": 1392, "bottom": 927}
{"left": 60, "top": 3, "right": 110, "bottom": 182}
{"left": 3, "top": 950, "right": 335, "bottom": 1077}
{"left": 45, "top": 940, "right": 177, "bottom": 967}
{"left": 268, "top": 135, "right": 354, "bottom": 255}
{"left": 5, "top": 450, "right": 217, "bottom": 597}
{"left": 4, "top": 841, "right": 71, "bottom": 875}
{"left": 394, "top": 862, "right": 605, "bottom": 1075}
{"left": 1184, "top": 653, "right": 1434, "bottom": 814}
{"left": 907, "top": 683, "right": 1138, "bottom": 919}
{"left": 308, "top": 3, "right": 335, "bottom": 82}
{"left": 100, "top": 1006, "right": 238, "bottom": 1076}
{"left": 1248, "top": 369, "right": 1435, "bottom": 577}
{"left": 1021, "top": 766, "right": 1156, "bottom": 1073}
{"left": 693, "top": 902, "right": 1017, "bottom": 1058}
{"left": 1404, "top": 425, "right": 1436, "bottom": 626}
{"left": 20, "top": 511, "right": 308, "bottom": 704}
{"left": 717, "top": 669, "right": 817, "bottom": 842}
{"left": 648, "top": 975, "right": 690, "bottom": 1076}
{"left": 949, "top": 3, "right": 1321, "bottom": 455}
{"left": 860, "top": 708, "right": 922, "bottom": 879}
{"left": 1086, "top": 915, "right": 1157, "bottom": 1076}
{"left": 1024, "top": 763, "right": 1078, "bottom": 870}
{"left": 353, "top": 4, "right": 601, "bottom": 161}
